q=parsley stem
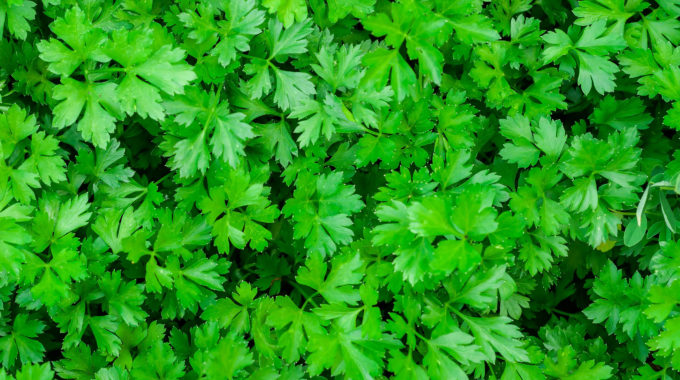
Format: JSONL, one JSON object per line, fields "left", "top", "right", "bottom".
{"left": 90, "top": 66, "right": 126, "bottom": 74}
{"left": 551, "top": 309, "right": 577, "bottom": 318}
{"left": 609, "top": 210, "right": 636, "bottom": 216}
{"left": 301, "top": 291, "right": 320, "bottom": 310}
{"left": 609, "top": 209, "right": 661, "bottom": 217}
{"left": 153, "top": 172, "right": 174, "bottom": 185}
{"left": 290, "top": 282, "right": 319, "bottom": 310}
{"left": 200, "top": 85, "right": 223, "bottom": 134}
{"left": 412, "top": 328, "right": 429, "bottom": 343}
{"left": 361, "top": 127, "right": 379, "bottom": 136}
{"left": 240, "top": 53, "right": 260, "bottom": 61}
{"left": 488, "top": 365, "right": 496, "bottom": 378}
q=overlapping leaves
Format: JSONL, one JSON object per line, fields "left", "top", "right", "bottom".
{"left": 1, "top": 0, "right": 680, "bottom": 379}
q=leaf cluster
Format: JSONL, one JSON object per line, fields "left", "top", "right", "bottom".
{"left": 1, "top": 0, "right": 680, "bottom": 379}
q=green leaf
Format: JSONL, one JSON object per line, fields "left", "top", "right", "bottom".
{"left": 26, "top": 132, "right": 66, "bottom": 186}
{"left": 0, "top": 314, "right": 45, "bottom": 369}
{"left": 422, "top": 329, "right": 484, "bottom": 379}
{"left": 198, "top": 167, "right": 279, "bottom": 254}
{"left": 636, "top": 184, "right": 650, "bottom": 226}
{"left": 451, "top": 14, "right": 501, "bottom": 43}
{"left": 53, "top": 194, "right": 92, "bottom": 238}
{"left": 89, "top": 316, "right": 122, "bottom": 356}
{"left": 262, "top": 0, "right": 307, "bottom": 28}
{"left": 583, "top": 261, "right": 656, "bottom": 338}
{"left": 15, "top": 363, "right": 55, "bottom": 380}
{"left": 202, "top": 282, "right": 256, "bottom": 334}
{"left": 99, "top": 271, "right": 148, "bottom": 326}
{"left": 664, "top": 101, "right": 680, "bottom": 130}
{"left": 544, "top": 347, "right": 613, "bottom": 380}
{"left": 130, "top": 341, "right": 185, "bottom": 380}
{"left": 268, "top": 296, "right": 325, "bottom": 362}
{"left": 457, "top": 313, "right": 529, "bottom": 363}
{"left": 296, "top": 252, "right": 364, "bottom": 305}
{"left": 178, "top": 0, "right": 265, "bottom": 66}
{"left": 204, "top": 334, "right": 253, "bottom": 379}
{"left": 0, "top": 206, "right": 32, "bottom": 281}
{"left": 645, "top": 282, "right": 680, "bottom": 323}
{"left": 362, "top": 48, "right": 416, "bottom": 102}
{"left": 283, "top": 172, "right": 364, "bottom": 256}
{"left": 312, "top": 45, "right": 364, "bottom": 90}
{"left": 432, "top": 239, "right": 481, "bottom": 275}
{"left": 624, "top": 214, "right": 647, "bottom": 247}
{"left": 36, "top": 6, "right": 106, "bottom": 76}
{"left": 268, "top": 18, "right": 313, "bottom": 58}
{"left": 52, "top": 79, "right": 123, "bottom": 148}
{"left": 164, "top": 89, "right": 256, "bottom": 176}
{"left": 659, "top": 190, "right": 678, "bottom": 233}
{"left": 576, "top": 52, "right": 619, "bottom": 95}
{"left": 291, "top": 95, "right": 352, "bottom": 147}
{"left": 0, "top": 0, "right": 36, "bottom": 40}
{"left": 648, "top": 317, "right": 680, "bottom": 371}
{"left": 273, "top": 68, "right": 315, "bottom": 111}
{"left": 307, "top": 322, "right": 395, "bottom": 379}
{"left": 591, "top": 95, "right": 653, "bottom": 130}
{"left": 210, "top": 112, "right": 255, "bottom": 167}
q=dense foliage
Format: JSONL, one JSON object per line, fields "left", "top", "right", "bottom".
{"left": 1, "top": 0, "right": 680, "bottom": 378}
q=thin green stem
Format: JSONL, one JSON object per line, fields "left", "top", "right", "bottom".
{"left": 90, "top": 66, "right": 127, "bottom": 74}
{"left": 154, "top": 172, "right": 174, "bottom": 185}
{"left": 290, "top": 282, "right": 319, "bottom": 310}
{"left": 362, "top": 127, "right": 379, "bottom": 136}
{"left": 551, "top": 309, "right": 577, "bottom": 318}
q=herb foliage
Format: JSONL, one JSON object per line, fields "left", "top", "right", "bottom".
{"left": 1, "top": 0, "right": 680, "bottom": 379}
